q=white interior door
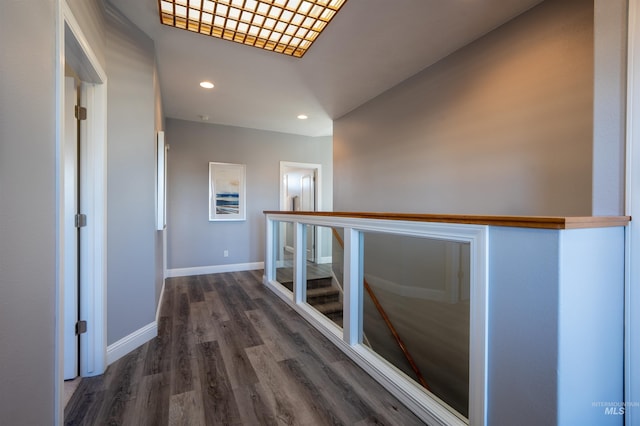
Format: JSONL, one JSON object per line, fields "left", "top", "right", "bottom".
{"left": 300, "top": 173, "right": 315, "bottom": 211}
{"left": 63, "top": 76, "right": 79, "bottom": 380}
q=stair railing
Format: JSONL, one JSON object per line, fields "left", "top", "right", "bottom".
{"left": 331, "top": 228, "right": 431, "bottom": 391}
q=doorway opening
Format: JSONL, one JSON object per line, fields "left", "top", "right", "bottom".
{"left": 63, "top": 68, "right": 81, "bottom": 382}
{"left": 57, "top": 4, "right": 108, "bottom": 422}
{"left": 280, "top": 161, "right": 322, "bottom": 263}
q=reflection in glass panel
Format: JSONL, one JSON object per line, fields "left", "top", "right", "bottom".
{"left": 304, "top": 225, "right": 342, "bottom": 328}
{"left": 274, "top": 220, "right": 293, "bottom": 294}
{"left": 362, "top": 232, "right": 470, "bottom": 419}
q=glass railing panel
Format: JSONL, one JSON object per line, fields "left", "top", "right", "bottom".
{"left": 303, "top": 225, "right": 343, "bottom": 328}
{"left": 273, "top": 220, "right": 294, "bottom": 295}
{"left": 362, "top": 231, "right": 470, "bottom": 419}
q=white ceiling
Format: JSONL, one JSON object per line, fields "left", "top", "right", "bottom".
{"left": 108, "top": 0, "right": 543, "bottom": 137}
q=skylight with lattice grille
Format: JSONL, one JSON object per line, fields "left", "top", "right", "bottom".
{"left": 159, "top": 0, "right": 347, "bottom": 58}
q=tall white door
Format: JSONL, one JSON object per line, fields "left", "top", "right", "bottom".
{"left": 63, "top": 76, "right": 79, "bottom": 380}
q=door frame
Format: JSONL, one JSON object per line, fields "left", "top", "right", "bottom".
{"left": 279, "top": 161, "right": 323, "bottom": 262}
{"left": 55, "top": 3, "right": 108, "bottom": 423}
{"left": 279, "top": 161, "right": 322, "bottom": 212}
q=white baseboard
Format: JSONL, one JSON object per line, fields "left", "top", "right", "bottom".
{"left": 106, "top": 321, "right": 157, "bottom": 365}
{"left": 156, "top": 279, "right": 165, "bottom": 323}
{"left": 166, "top": 261, "right": 264, "bottom": 278}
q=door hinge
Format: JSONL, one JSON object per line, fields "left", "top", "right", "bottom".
{"left": 76, "top": 320, "right": 87, "bottom": 335}
{"left": 75, "top": 213, "right": 87, "bottom": 228}
{"left": 75, "top": 105, "right": 87, "bottom": 120}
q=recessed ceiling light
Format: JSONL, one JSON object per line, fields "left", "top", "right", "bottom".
{"left": 200, "top": 81, "right": 215, "bottom": 89}
{"left": 297, "top": 114, "right": 308, "bottom": 120}
{"left": 159, "top": 0, "right": 348, "bottom": 58}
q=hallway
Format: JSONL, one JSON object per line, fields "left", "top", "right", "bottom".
{"left": 64, "top": 271, "right": 425, "bottom": 425}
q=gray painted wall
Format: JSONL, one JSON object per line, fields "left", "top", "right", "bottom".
{"left": 334, "top": 0, "right": 594, "bottom": 216}
{"left": 0, "top": 1, "right": 57, "bottom": 423}
{"left": 166, "top": 118, "right": 332, "bottom": 270}
{"left": 593, "top": 0, "right": 628, "bottom": 215}
{"left": 105, "top": 7, "right": 160, "bottom": 345}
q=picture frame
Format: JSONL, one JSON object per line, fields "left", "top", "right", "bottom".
{"left": 209, "top": 162, "right": 246, "bottom": 221}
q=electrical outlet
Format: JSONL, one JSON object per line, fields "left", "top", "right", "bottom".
{"left": 223, "top": 250, "right": 229, "bottom": 257}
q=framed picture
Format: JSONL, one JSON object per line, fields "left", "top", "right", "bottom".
{"left": 209, "top": 162, "right": 246, "bottom": 221}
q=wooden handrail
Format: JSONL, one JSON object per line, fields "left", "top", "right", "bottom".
{"left": 264, "top": 211, "right": 631, "bottom": 230}
{"left": 331, "top": 228, "right": 431, "bottom": 391}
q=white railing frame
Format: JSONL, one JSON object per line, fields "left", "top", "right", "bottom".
{"left": 294, "top": 222, "right": 307, "bottom": 304}
{"left": 263, "top": 213, "right": 488, "bottom": 426}
{"left": 343, "top": 227, "right": 364, "bottom": 346}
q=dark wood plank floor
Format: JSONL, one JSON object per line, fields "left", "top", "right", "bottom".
{"left": 65, "top": 270, "right": 425, "bottom": 425}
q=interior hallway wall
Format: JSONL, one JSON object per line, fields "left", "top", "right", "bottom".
{"left": 592, "top": 0, "right": 628, "bottom": 215}
{"left": 165, "top": 118, "right": 332, "bottom": 271}
{"left": 105, "top": 5, "right": 162, "bottom": 345}
{"left": 0, "top": 1, "right": 58, "bottom": 423}
{"left": 334, "top": 0, "right": 594, "bottom": 216}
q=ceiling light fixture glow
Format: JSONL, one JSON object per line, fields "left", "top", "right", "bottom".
{"left": 297, "top": 114, "right": 308, "bottom": 119}
{"left": 199, "top": 81, "right": 215, "bottom": 89}
{"left": 158, "top": 0, "right": 348, "bottom": 58}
